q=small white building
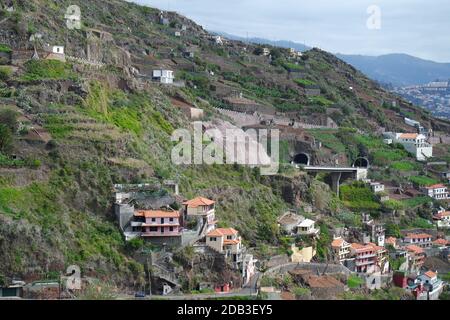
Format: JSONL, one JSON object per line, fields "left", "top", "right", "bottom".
{"left": 296, "top": 219, "right": 319, "bottom": 236}
{"left": 422, "top": 184, "right": 448, "bottom": 200}
{"left": 152, "top": 69, "right": 174, "bottom": 84}
{"left": 370, "top": 182, "right": 385, "bottom": 193}
{"left": 214, "top": 36, "right": 223, "bottom": 45}
{"left": 52, "top": 46, "right": 64, "bottom": 55}
{"left": 174, "top": 31, "right": 181, "bottom": 37}
{"left": 262, "top": 48, "right": 270, "bottom": 56}
{"left": 384, "top": 132, "right": 432, "bottom": 161}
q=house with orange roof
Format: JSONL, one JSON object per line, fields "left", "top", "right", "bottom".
{"left": 130, "top": 209, "right": 182, "bottom": 245}
{"left": 183, "top": 197, "right": 217, "bottom": 233}
{"left": 421, "top": 184, "right": 448, "bottom": 200}
{"left": 383, "top": 132, "right": 432, "bottom": 161}
{"left": 385, "top": 237, "right": 397, "bottom": 249}
{"left": 405, "top": 245, "right": 426, "bottom": 271}
{"left": 432, "top": 238, "right": 449, "bottom": 247}
{"left": 403, "top": 233, "right": 433, "bottom": 248}
{"left": 331, "top": 236, "right": 351, "bottom": 262}
{"left": 206, "top": 228, "right": 243, "bottom": 265}
{"left": 433, "top": 210, "right": 450, "bottom": 228}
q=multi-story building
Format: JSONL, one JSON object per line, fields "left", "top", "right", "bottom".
{"left": 331, "top": 236, "right": 351, "bottom": 262}
{"left": 206, "top": 228, "right": 243, "bottom": 266}
{"left": 403, "top": 233, "right": 433, "bottom": 248}
{"left": 362, "top": 213, "right": 385, "bottom": 247}
{"left": 433, "top": 210, "right": 450, "bottom": 228}
{"left": 152, "top": 69, "right": 174, "bottom": 84}
{"left": 131, "top": 209, "right": 182, "bottom": 245}
{"left": 183, "top": 197, "right": 217, "bottom": 234}
{"left": 383, "top": 132, "right": 432, "bottom": 161}
{"left": 405, "top": 245, "right": 426, "bottom": 271}
{"left": 350, "top": 243, "right": 378, "bottom": 273}
{"left": 422, "top": 184, "right": 448, "bottom": 200}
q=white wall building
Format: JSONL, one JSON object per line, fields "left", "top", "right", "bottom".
{"left": 296, "top": 219, "right": 319, "bottom": 236}
{"left": 152, "top": 69, "right": 174, "bottom": 84}
{"left": 422, "top": 184, "right": 448, "bottom": 200}
{"left": 384, "top": 132, "right": 432, "bottom": 161}
{"left": 370, "top": 182, "right": 385, "bottom": 193}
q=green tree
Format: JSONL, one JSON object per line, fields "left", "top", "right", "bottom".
{"left": 0, "top": 108, "right": 18, "bottom": 132}
{"left": 0, "top": 124, "right": 13, "bottom": 154}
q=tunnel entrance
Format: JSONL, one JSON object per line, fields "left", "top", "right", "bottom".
{"left": 353, "top": 157, "right": 370, "bottom": 168}
{"left": 293, "top": 153, "right": 310, "bottom": 166}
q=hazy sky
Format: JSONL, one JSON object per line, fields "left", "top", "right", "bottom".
{"left": 132, "top": 0, "right": 450, "bottom": 62}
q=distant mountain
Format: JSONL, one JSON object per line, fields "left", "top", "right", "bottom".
{"left": 213, "top": 32, "right": 450, "bottom": 87}
{"left": 336, "top": 53, "right": 450, "bottom": 87}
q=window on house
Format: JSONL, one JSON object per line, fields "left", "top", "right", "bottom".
{"left": 227, "top": 236, "right": 232, "bottom": 240}
{"left": 149, "top": 227, "right": 158, "bottom": 232}
{"left": 169, "top": 218, "right": 174, "bottom": 222}
{"left": 161, "top": 218, "right": 165, "bottom": 223}
{"left": 169, "top": 227, "right": 174, "bottom": 232}
{"left": 210, "top": 237, "right": 217, "bottom": 241}
{"left": 161, "top": 228, "right": 165, "bottom": 233}
{"left": 152, "top": 218, "right": 156, "bottom": 222}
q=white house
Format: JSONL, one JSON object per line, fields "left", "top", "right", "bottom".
{"left": 262, "top": 48, "right": 270, "bottom": 56}
{"left": 214, "top": 36, "right": 223, "bottom": 45}
{"left": 152, "top": 69, "right": 174, "bottom": 84}
{"left": 433, "top": 210, "right": 450, "bottom": 228}
{"left": 174, "top": 31, "right": 181, "bottom": 37}
{"left": 370, "top": 182, "right": 385, "bottom": 193}
{"left": 384, "top": 132, "right": 432, "bottom": 161}
{"left": 422, "top": 184, "right": 448, "bottom": 200}
{"left": 297, "top": 219, "right": 319, "bottom": 236}
{"left": 52, "top": 46, "right": 64, "bottom": 55}
{"left": 403, "top": 233, "right": 433, "bottom": 248}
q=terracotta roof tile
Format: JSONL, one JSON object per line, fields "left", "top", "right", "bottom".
{"left": 134, "top": 210, "right": 180, "bottom": 218}
{"left": 406, "top": 233, "right": 432, "bottom": 239}
{"left": 207, "top": 228, "right": 239, "bottom": 237}
{"left": 406, "top": 245, "right": 424, "bottom": 254}
{"left": 399, "top": 133, "right": 418, "bottom": 139}
{"left": 183, "top": 197, "right": 215, "bottom": 208}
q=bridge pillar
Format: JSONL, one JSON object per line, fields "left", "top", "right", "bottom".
{"left": 330, "top": 172, "right": 342, "bottom": 197}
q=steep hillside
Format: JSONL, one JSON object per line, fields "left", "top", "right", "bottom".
{"left": 0, "top": 0, "right": 449, "bottom": 288}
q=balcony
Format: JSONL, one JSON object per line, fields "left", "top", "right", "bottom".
{"left": 357, "top": 253, "right": 376, "bottom": 259}
{"left": 131, "top": 221, "right": 144, "bottom": 227}
{"left": 356, "top": 260, "right": 376, "bottom": 267}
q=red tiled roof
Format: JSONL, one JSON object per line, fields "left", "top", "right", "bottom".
{"left": 399, "top": 133, "right": 418, "bottom": 139}
{"left": 331, "top": 238, "right": 345, "bottom": 248}
{"left": 207, "top": 228, "right": 238, "bottom": 237}
{"left": 134, "top": 210, "right": 180, "bottom": 218}
{"left": 424, "top": 271, "right": 437, "bottom": 279}
{"left": 406, "top": 233, "right": 432, "bottom": 239}
{"left": 425, "top": 184, "right": 446, "bottom": 189}
{"left": 386, "top": 237, "right": 397, "bottom": 245}
{"left": 433, "top": 238, "right": 449, "bottom": 246}
{"left": 183, "top": 197, "right": 215, "bottom": 208}
{"left": 406, "top": 245, "right": 424, "bottom": 254}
